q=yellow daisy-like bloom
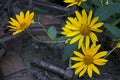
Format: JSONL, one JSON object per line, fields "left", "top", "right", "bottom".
{"left": 8, "top": 10, "right": 34, "bottom": 35}
{"left": 61, "top": 9, "right": 104, "bottom": 49}
{"left": 71, "top": 44, "right": 108, "bottom": 78}
{"left": 64, "top": 0, "right": 87, "bottom": 8}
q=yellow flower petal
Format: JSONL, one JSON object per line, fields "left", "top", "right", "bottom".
{"left": 87, "top": 65, "right": 93, "bottom": 78}
{"left": 25, "top": 11, "right": 31, "bottom": 25}
{"left": 66, "top": 31, "right": 80, "bottom": 37}
{"left": 65, "top": 24, "right": 80, "bottom": 30}
{"left": 20, "top": 11, "right": 24, "bottom": 19}
{"left": 91, "top": 22, "right": 104, "bottom": 28}
{"left": 62, "top": 27, "right": 71, "bottom": 32}
{"left": 13, "top": 30, "right": 23, "bottom": 35}
{"left": 71, "top": 62, "right": 84, "bottom": 68}
{"left": 77, "top": 2, "right": 82, "bottom": 6}
{"left": 8, "top": 26, "right": 18, "bottom": 30}
{"left": 90, "top": 43, "right": 96, "bottom": 49}
{"left": 91, "top": 44, "right": 101, "bottom": 56}
{"left": 9, "top": 21, "right": 20, "bottom": 28}
{"left": 93, "top": 62, "right": 106, "bottom": 66}
{"left": 10, "top": 18, "right": 20, "bottom": 27}
{"left": 70, "top": 34, "right": 82, "bottom": 44}
{"left": 82, "top": 44, "right": 87, "bottom": 55}
{"left": 66, "top": 2, "right": 77, "bottom": 8}
{"left": 66, "top": 20, "right": 71, "bottom": 25}
{"left": 79, "top": 65, "right": 87, "bottom": 77}
{"left": 87, "top": 10, "right": 93, "bottom": 25}
{"left": 75, "top": 63, "right": 85, "bottom": 74}
{"left": 94, "top": 59, "right": 108, "bottom": 63}
{"left": 16, "top": 14, "right": 23, "bottom": 23}
{"left": 68, "top": 17, "right": 80, "bottom": 26}
{"left": 61, "top": 32, "right": 68, "bottom": 35}
{"left": 94, "top": 51, "right": 107, "bottom": 59}
{"left": 64, "top": 0, "right": 86, "bottom": 7}
{"left": 82, "top": 9, "right": 87, "bottom": 24}
{"left": 91, "top": 28, "right": 103, "bottom": 33}
{"left": 90, "top": 17, "right": 99, "bottom": 27}
{"left": 90, "top": 32, "right": 98, "bottom": 43}
{"left": 71, "top": 57, "right": 83, "bottom": 61}
{"left": 75, "top": 10, "right": 83, "bottom": 23}
{"left": 93, "top": 59, "right": 108, "bottom": 65}
{"left": 64, "top": 0, "right": 75, "bottom": 3}
{"left": 91, "top": 64, "right": 100, "bottom": 75}
{"left": 73, "top": 51, "right": 84, "bottom": 58}
{"left": 28, "top": 12, "right": 34, "bottom": 25}
{"left": 86, "top": 36, "right": 90, "bottom": 49}
{"left": 25, "top": 10, "right": 30, "bottom": 20}
{"left": 78, "top": 36, "right": 84, "bottom": 49}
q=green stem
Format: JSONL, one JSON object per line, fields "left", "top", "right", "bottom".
{"left": 101, "top": 0, "right": 104, "bottom": 7}
{"left": 37, "top": 17, "right": 53, "bottom": 40}
{"left": 26, "top": 29, "right": 46, "bottom": 43}
{"left": 25, "top": 29, "right": 65, "bottom": 44}
{"left": 104, "top": 46, "right": 117, "bottom": 58}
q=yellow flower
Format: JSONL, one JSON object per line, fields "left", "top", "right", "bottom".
{"left": 8, "top": 10, "right": 34, "bottom": 35}
{"left": 61, "top": 9, "right": 104, "bottom": 49}
{"left": 64, "top": 0, "right": 87, "bottom": 7}
{"left": 116, "top": 42, "right": 120, "bottom": 48}
{"left": 71, "top": 44, "right": 108, "bottom": 78}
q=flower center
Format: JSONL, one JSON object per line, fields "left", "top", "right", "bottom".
{"left": 21, "top": 22, "right": 26, "bottom": 27}
{"left": 80, "top": 25, "right": 91, "bottom": 35}
{"left": 19, "top": 22, "right": 27, "bottom": 29}
{"left": 84, "top": 55, "right": 94, "bottom": 65}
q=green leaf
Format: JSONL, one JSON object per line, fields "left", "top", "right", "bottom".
{"left": 105, "top": 31, "right": 120, "bottom": 40}
{"left": 57, "top": 36, "right": 67, "bottom": 41}
{"left": 48, "top": 26, "right": 57, "bottom": 40}
{"left": 104, "top": 23, "right": 120, "bottom": 38}
{"left": 91, "top": 0, "right": 113, "bottom": 7}
{"left": 112, "top": 18, "right": 120, "bottom": 26}
{"left": 61, "top": 42, "right": 78, "bottom": 63}
{"left": 95, "top": 3, "right": 120, "bottom": 21}
{"left": 81, "top": 2, "right": 95, "bottom": 12}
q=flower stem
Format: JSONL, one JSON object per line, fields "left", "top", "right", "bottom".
{"left": 37, "top": 17, "right": 53, "bottom": 40}
{"left": 104, "top": 46, "right": 117, "bottom": 58}
{"left": 101, "top": 0, "right": 104, "bottom": 7}
{"left": 25, "top": 29, "right": 47, "bottom": 43}
{"left": 25, "top": 29, "right": 65, "bottom": 44}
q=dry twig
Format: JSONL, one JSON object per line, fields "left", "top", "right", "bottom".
{"left": 32, "top": 58, "right": 73, "bottom": 79}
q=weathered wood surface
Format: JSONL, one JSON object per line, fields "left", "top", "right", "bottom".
{"left": 32, "top": 58, "right": 73, "bottom": 79}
